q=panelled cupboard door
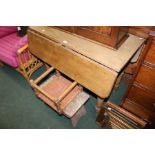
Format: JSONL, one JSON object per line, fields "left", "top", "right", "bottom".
{"left": 122, "top": 35, "right": 155, "bottom": 128}
{"left": 55, "top": 26, "right": 76, "bottom": 33}
{"left": 127, "top": 26, "right": 155, "bottom": 38}
{"left": 54, "top": 26, "right": 128, "bottom": 49}
{"left": 75, "top": 26, "right": 122, "bottom": 48}
{"left": 127, "top": 85, "right": 155, "bottom": 113}
{"left": 77, "top": 26, "right": 113, "bottom": 36}
{"left": 144, "top": 39, "right": 155, "bottom": 65}
{"left": 56, "top": 26, "right": 112, "bottom": 35}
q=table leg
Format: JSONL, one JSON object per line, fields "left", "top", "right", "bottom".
{"left": 96, "top": 107, "right": 111, "bottom": 128}
{"left": 114, "top": 72, "right": 124, "bottom": 91}
{"left": 95, "top": 97, "right": 107, "bottom": 113}
{"left": 45, "top": 64, "right": 50, "bottom": 69}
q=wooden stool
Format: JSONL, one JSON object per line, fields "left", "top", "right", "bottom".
{"left": 30, "top": 67, "right": 89, "bottom": 127}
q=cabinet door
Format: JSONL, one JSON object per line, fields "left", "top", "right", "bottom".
{"left": 79, "top": 26, "right": 112, "bottom": 36}
{"left": 54, "top": 26, "right": 128, "bottom": 48}
{"left": 122, "top": 37, "right": 155, "bottom": 125}
{"left": 75, "top": 26, "right": 119, "bottom": 47}
{"left": 144, "top": 40, "right": 155, "bottom": 65}
{"left": 55, "top": 26, "right": 75, "bottom": 33}
{"left": 135, "top": 64, "right": 155, "bottom": 92}
{"left": 128, "top": 26, "right": 155, "bottom": 38}
{"left": 127, "top": 85, "right": 155, "bottom": 113}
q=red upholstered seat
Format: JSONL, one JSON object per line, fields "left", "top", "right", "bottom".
{"left": 0, "top": 26, "right": 17, "bottom": 38}
{"left": 0, "top": 33, "right": 28, "bottom": 57}
{"left": 0, "top": 26, "right": 44, "bottom": 82}
{"left": 0, "top": 26, "right": 28, "bottom": 68}
{"left": 0, "top": 51, "right": 19, "bottom": 67}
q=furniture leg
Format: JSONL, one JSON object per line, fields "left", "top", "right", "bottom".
{"left": 95, "top": 97, "right": 107, "bottom": 113}
{"left": 71, "top": 105, "right": 86, "bottom": 127}
{"left": 56, "top": 70, "right": 61, "bottom": 77}
{"left": 45, "top": 64, "right": 50, "bottom": 69}
{"left": 114, "top": 72, "right": 124, "bottom": 91}
{"left": 96, "top": 107, "right": 105, "bottom": 123}
{"left": 96, "top": 106, "right": 112, "bottom": 128}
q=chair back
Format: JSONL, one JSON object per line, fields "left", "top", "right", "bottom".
{"left": 0, "top": 26, "right": 17, "bottom": 38}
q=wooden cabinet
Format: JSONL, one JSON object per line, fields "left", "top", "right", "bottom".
{"left": 55, "top": 26, "right": 128, "bottom": 49}
{"left": 56, "top": 26, "right": 76, "bottom": 33}
{"left": 125, "top": 26, "right": 155, "bottom": 38}
{"left": 96, "top": 102, "right": 147, "bottom": 129}
{"left": 121, "top": 33, "right": 155, "bottom": 128}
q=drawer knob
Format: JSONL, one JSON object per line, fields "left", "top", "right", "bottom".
{"left": 153, "top": 103, "right": 155, "bottom": 107}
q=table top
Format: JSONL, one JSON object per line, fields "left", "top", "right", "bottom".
{"left": 30, "top": 26, "right": 145, "bottom": 72}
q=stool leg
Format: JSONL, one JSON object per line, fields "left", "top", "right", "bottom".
{"left": 71, "top": 105, "right": 86, "bottom": 127}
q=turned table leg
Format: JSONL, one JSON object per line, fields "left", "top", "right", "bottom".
{"left": 95, "top": 97, "right": 107, "bottom": 113}
{"left": 96, "top": 107, "right": 111, "bottom": 128}
{"left": 45, "top": 63, "right": 50, "bottom": 69}
{"left": 114, "top": 72, "right": 124, "bottom": 91}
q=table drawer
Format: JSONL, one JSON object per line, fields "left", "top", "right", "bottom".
{"left": 144, "top": 41, "right": 155, "bottom": 65}
{"left": 135, "top": 64, "right": 155, "bottom": 92}
{"left": 127, "top": 85, "right": 155, "bottom": 113}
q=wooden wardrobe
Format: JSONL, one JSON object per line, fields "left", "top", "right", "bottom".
{"left": 55, "top": 26, "right": 128, "bottom": 48}
{"left": 121, "top": 32, "right": 155, "bottom": 128}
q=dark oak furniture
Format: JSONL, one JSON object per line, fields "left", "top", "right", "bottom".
{"left": 124, "top": 26, "right": 155, "bottom": 39}
{"left": 96, "top": 102, "right": 147, "bottom": 129}
{"left": 55, "top": 26, "right": 128, "bottom": 49}
{"left": 121, "top": 32, "right": 155, "bottom": 128}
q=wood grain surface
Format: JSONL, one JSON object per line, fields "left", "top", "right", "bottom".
{"left": 29, "top": 26, "right": 144, "bottom": 72}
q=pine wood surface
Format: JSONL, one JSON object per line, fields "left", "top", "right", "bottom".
{"left": 28, "top": 30, "right": 117, "bottom": 98}
{"left": 29, "top": 26, "right": 144, "bottom": 72}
